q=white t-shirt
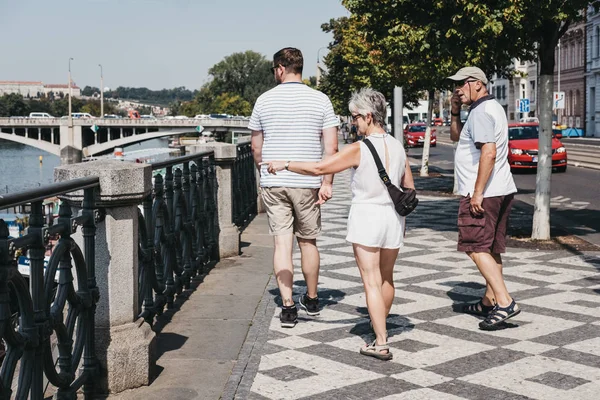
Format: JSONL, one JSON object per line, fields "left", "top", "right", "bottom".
{"left": 249, "top": 83, "right": 339, "bottom": 188}
{"left": 454, "top": 96, "right": 517, "bottom": 197}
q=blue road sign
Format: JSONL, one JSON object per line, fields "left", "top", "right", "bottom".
{"left": 519, "top": 99, "right": 530, "bottom": 113}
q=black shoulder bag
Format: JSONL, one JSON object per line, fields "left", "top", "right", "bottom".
{"left": 363, "top": 139, "right": 418, "bottom": 217}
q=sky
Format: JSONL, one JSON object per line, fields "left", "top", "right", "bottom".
{"left": 0, "top": 0, "right": 349, "bottom": 90}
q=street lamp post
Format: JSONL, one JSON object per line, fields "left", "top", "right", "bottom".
{"left": 68, "top": 57, "right": 74, "bottom": 127}
{"left": 99, "top": 64, "right": 104, "bottom": 117}
{"left": 316, "top": 47, "right": 327, "bottom": 86}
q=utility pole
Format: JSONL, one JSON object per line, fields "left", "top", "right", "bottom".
{"left": 316, "top": 47, "right": 327, "bottom": 87}
{"left": 68, "top": 57, "right": 74, "bottom": 127}
{"left": 99, "top": 64, "right": 104, "bottom": 117}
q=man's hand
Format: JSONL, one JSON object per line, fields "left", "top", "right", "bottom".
{"left": 469, "top": 192, "right": 485, "bottom": 215}
{"left": 317, "top": 182, "right": 332, "bottom": 205}
{"left": 259, "top": 161, "right": 285, "bottom": 174}
{"left": 450, "top": 90, "right": 461, "bottom": 114}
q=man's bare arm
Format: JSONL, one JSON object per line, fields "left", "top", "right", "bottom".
{"left": 251, "top": 130, "right": 264, "bottom": 167}
{"left": 321, "top": 126, "right": 339, "bottom": 185}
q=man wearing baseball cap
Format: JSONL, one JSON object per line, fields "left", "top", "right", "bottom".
{"left": 447, "top": 66, "right": 520, "bottom": 330}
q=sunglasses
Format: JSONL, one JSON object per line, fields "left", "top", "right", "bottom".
{"left": 455, "top": 79, "right": 478, "bottom": 87}
{"left": 351, "top": 114, "right": 363, "bottom": 121}
{"left": 270, "top": 64, "right": 285, "bottom": 74}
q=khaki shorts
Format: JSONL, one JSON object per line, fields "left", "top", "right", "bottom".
{"left": 261, "top": 187, "right": 321, "bottom": 239}
{"left": 457, "top": 194, "right": 514, "bottom": 254}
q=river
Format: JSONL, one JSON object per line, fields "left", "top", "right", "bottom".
{"left": 0, "top": 138, "right": 169, "bottom": 194}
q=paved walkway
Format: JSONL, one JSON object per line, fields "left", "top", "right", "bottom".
{"left": 112, "top": 164, "right": 600, "bottom": 400}
{"left": 231, "top": 169, "right": 600, "bottom": 400}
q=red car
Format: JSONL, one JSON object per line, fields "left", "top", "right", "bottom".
{"left": 507, "top": 123, "right": 567, "bottom": 172}
{"left": 403, "top": 123, "right": 437, "bottom": 147}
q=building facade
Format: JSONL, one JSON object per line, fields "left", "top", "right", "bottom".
{"left": 556, "top": 20, "right": 585, "bottom": 130}
{"left": 0, "top": 81, "right": 81, "bottom": 99}
{"left": 586, "top": 6, "right": 600, "bottom": 137}
{"left": 0, "top": 81, "right": 44, "bottom": 97}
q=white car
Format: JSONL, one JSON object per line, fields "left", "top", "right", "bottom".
{"left": 29, "top": 112, "right": 54, "bottom": 118}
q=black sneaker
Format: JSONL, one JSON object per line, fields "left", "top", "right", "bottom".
{"left": 299, "top": 293, "right": 320, "bottom": 316}
{"left": 280, "top": 305, "right": 297, "bottom": 328}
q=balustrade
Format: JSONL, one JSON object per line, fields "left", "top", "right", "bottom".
{"left": 0, "top": 177, "right": 100, "bottom": 399}
{"left": 0, "top": 143, "right": 258, "bottom": 396}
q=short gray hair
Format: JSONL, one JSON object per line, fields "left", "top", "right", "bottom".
{"left": 348, "top": 88, "right": 387, "bottom": 127}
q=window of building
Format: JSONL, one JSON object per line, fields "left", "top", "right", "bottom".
{"left": 596, "top": 27, "right": 600, "bottom": 58}
{"left": 522, "top": 83, "right": 526, "bottom": 99}
{"left": 502, "top": 85, "right": 506, "bottom": 99}
{"left": 575, "top": 89, "right": 580, "bottom": 115}
{"left": 530, "top": 80, "right": 536, "bottom": 102}
{"left": 496, "top": 86, "right": 501, "bottom": 99}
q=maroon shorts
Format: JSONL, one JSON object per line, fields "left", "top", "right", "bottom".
{"left": 457, "top": 194, "right": 514, "bottom": 254}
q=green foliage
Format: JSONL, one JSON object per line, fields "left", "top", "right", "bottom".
{"left": 0, "top": 93, "right": 29, "bottom": 116}
{"left": 182, "top": 50, "right": 274, "bottom": 115}
{"left": 206, "top": 50, "right": 274, "bottom": 105}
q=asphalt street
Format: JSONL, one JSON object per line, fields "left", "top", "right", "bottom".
{"left": 406, "top": 131, "right": 600, "bottom": 246}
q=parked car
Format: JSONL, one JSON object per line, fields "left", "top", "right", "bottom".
{"left": 432, "top": 117, "right": 444, "bottom": 126}
{"left": 141, "top": 115, "right": 156, "bottom": 119}
{"left": 29, "top": 112, "right": 53, "bottom": 118}
{"left": 403, "top": 123, "right": 437, "bottom": 147}
{"left": 507, "top": 123, "right": 567, "bottom": 172}
{"left": 103, "top": 114, "right": 122, "bottom": 119}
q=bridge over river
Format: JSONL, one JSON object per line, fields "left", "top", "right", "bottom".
{"left": 0, "top": 117, "right": 250, "bottom": 164}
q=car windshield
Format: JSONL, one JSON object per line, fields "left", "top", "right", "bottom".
{"left": 408, "top": 125, "right": 426, "bottom": 132}
{"left": 508, "top": 126, "right": 539, "bottom": 140}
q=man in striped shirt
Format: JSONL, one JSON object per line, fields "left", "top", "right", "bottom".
{"left": 250, "top": 47, "right": 339, "bottom": 328}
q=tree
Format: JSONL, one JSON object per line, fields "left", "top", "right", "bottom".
{"left": 343, "top": 0, "right": 536, "bottom": 176}
{"left": 1, "top": 93, "right": 30, "bottom": 116}
{"left": 212, "top": 93, "right": 252, "bottom": 116}
{"left": 206, "top": 50, "right": 274, "bottom": 105}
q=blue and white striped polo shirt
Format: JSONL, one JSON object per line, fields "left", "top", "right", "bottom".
{"left": 249, "top": 82, "right": 339, "bottom": 188}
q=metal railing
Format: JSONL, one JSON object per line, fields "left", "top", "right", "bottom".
{"left": 137, "top": 151, "right": 219, "bottom": 324}
{"left": 0, "top": 177, "right": 101, "bottom": 399}
{"left": 232, "top": 143, "right": 257, "bottom": 227}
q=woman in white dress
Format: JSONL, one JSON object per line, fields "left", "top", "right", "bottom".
{"left": 262, "top": 88, "right": 414, "bottom": 361}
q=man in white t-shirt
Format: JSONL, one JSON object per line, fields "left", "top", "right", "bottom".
{"left": 250, "top": 47, "right": 339, "bottom": 328}
{"left": 448, "top": 66, "right": 520, "bottom": 331}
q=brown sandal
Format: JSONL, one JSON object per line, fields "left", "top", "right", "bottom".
{"left": 359, "top": 341, "right": 393, "bottom": 361}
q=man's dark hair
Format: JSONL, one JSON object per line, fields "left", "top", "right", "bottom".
{"left": 273, "top": 47, "right": 303, "bottom": 75}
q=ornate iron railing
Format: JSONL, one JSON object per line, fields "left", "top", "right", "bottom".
{"left": 137, "top": 151, "right": 219, "bottom": 324}
{"left": 232, "top": 143, "right": 257, "bottom": 227}
{"left": 0, "top": 177, "right": 100, "bottom": 399}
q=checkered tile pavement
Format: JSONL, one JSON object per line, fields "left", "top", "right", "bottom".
{"left": 241, "top": 169, "right": 600, "bottom": 400}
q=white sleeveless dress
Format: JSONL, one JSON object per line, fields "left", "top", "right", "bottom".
{"left": 345, "top": 133, "right": 407, "bottom": 249}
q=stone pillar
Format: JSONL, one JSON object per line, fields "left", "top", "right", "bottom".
{"left": 189, "top": 143, "right": 240, "bottom": 258}
{"left": 59, "top": 125, "right": 83, "bottom": 164}
{"left": 54, "top": 160, "right": 155, "bottom": 394}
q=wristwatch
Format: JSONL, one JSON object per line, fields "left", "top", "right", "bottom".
{"left": 284, "top": 161, "right": 290, "bottom": 170}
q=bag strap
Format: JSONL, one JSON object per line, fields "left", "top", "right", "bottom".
{"left": 363, "top": 138, "right": 392, "bottom": 187}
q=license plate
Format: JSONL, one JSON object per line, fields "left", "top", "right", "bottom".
{"left": 532, "top": 156, "right": 538, "bottom": 162}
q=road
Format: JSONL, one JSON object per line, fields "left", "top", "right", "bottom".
{"left": 407, "top": 129, "right": 600, "bottom": 245}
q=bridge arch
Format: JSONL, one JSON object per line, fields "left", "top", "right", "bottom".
{"left": 0, "top": 132, "right": 60, "bottom": 155}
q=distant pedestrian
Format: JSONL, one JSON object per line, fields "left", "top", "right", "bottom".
{"left": 262, "top": 88, "right": 415, "bottom": 360}
{"left": 342, "top": 123, "right": 350, "bottom": 143}
{"left": 448, "top": 66, "right": 520, "bottom": 330}
{"left": 250, "top": 47, "right": 339, "bottom": 328}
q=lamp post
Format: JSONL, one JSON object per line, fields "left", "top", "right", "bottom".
{"left": 99, "top": 64, "right": 104, "bottom": 117}
{"left": 316, "top": 46, "right": 327, "bottom": 86}
{"left": 68, "top": 57, "right": 74, "bottom": 127}
{"left": 557, "top": 40, "right": 561, "bottom": 124}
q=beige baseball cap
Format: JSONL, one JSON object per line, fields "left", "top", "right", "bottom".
{"left": 447, "top": 66, "right": 488, "bottom": 85}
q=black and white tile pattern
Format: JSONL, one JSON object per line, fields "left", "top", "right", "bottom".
{"left": 245, "top": 169, "right": 600, "bottom": 400}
